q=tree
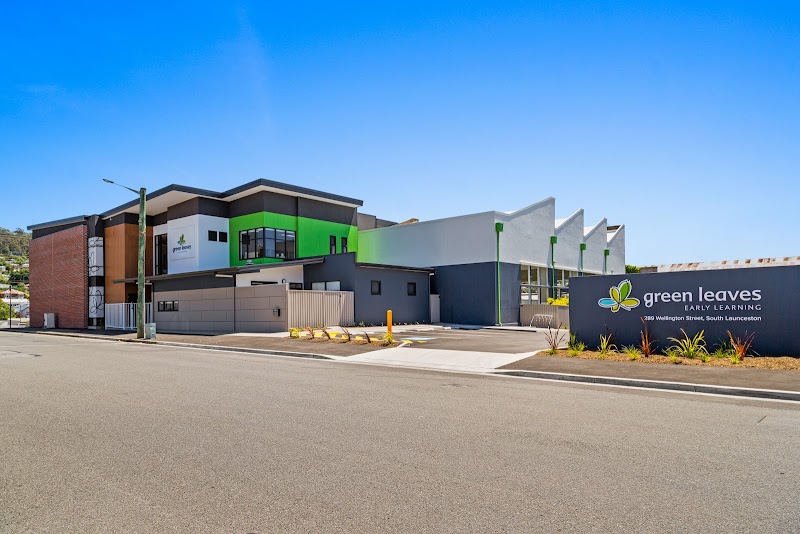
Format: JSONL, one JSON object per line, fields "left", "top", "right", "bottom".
{"left": 625, "top": 264, "right": 640, "bottom": 274}
{"left": 0, "top": 299, "right": 11, "bottom": 321}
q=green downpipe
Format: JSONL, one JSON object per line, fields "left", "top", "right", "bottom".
{"left": 495, "top": 222, "right": 504, "bottom": 325}
{"left": 579, "top": 243, "right": 586, "bottom": 276}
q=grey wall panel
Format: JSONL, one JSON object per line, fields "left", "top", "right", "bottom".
{"left": 302, "top": 253, "right": 430, "bottom": 325}
{"left": 229, "top": 191, "right": 298, "bottom": 218}
{"left": 153, "top": 212, "right": 169, "bottom": 226}
{"left": 152, "top": 274, "right": 234, "bottom": 293}
{"left": 357, "top": 213, "right": 377, "bottom": 231}
{"left": 105, "top": 212, "right": 154, "bottom": 227}
{"left": 433, "top": 262, "right": 520, "bottom": 325}
{"left": 167, "top": 197, "right": 229, "bottom": 221}
{"left": 302, "top": 253, "right": 357, "bottom": 291}
{"left": 298, "top": 198, "right": 357, "bottom": 226}
{"left": 354, "top": 266, "right": 430, "bottom": 325}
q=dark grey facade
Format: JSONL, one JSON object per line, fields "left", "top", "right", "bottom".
{"left": 303, "top": 253, "right": 431, "bottom": 325}
{"left": 431, "top": 262, "right": 520, "bottom": 325}
{"left": 570, "top": 266, "right": 800, "bottom": 357}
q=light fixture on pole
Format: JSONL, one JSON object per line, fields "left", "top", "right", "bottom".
{"left": 103, "top": 179, "right": 147, "bottom": 339}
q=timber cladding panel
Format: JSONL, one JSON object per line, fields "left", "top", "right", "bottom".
{"left": 103, "top": 223, "right": 153, "bottom": 304}
{"left": 29, "top": 224, "right": 88, "bottom": 328}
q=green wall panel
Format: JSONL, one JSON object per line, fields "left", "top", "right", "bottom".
{"left": 229, "top": 212, "right": 357, "bottom": 266}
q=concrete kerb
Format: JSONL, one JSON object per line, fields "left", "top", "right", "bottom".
{"left": 495, "top": 369, "right": 800, "bottom": 402}
{"left": 27, "top": 330, "right": 800, "bottom": 402}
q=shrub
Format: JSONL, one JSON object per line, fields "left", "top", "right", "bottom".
{"left": 598, "top": 334, "right": 617, "bottom": 358}
{"left": 727, "top": 331, "right": 755, "bottom": 360}
{"left": 639, "top": 318, "right": 655, "bottom": 357}
{"left": 545, "top": 324, "right": 567, "bottom": 355}
{"left": 383, "top": 332, "right": 394, "bottom": 344}
{"left": 547, "top": 296, "right": 569, "bottom": 307}
{"left": 289, "top": 327, "right": 300, "bottom": 338}
{"left": 622, "top": 345, "right": 641, "bottom": 360}
{"left": 667, "top": 329, "right": 708, "bottom": 359}
{"left": 567, "top": 341, "right": 586, "bottom": 357}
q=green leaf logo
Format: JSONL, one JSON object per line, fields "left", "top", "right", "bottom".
{"left": 598, "top": 279, "right": 640, "bottom": 313}
{"left": 178, "top": 234, "right": 186, "bottom": 246}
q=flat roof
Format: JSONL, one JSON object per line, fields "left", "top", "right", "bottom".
{"left": 112, "top": 257, "right": 326, "bottom": 284}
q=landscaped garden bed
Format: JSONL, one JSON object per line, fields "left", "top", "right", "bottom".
{"left": 542, "top": 326, "right": 800, "bottom": 371}
{"left": 288, "top": 327, "right": 401, "bottom": 348}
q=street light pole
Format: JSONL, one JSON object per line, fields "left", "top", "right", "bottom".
{"left": 104, "top": 179, "right": 147, "bottom": 338}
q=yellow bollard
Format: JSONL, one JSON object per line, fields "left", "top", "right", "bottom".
{"left": 387, "top": 309, "right": 392, "bottom": 338}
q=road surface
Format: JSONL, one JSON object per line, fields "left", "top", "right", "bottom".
{"left": 1, "top": 332, "right": 798, "bottom": 532}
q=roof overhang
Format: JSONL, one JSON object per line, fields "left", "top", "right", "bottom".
{"left": 112, "top": 257, "right": 325, "bottom": 284}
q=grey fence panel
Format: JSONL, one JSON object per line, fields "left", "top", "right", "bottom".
{"left": 519, "top": 304, "right": 570, "bottom": 329}
{"left": 288, "top": 290, "right": 355, "bottom": 329}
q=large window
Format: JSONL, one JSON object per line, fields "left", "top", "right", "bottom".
{"left": 155, "top": 234, "right": 168, "bottom": 275}
{"left": 329, "top": 235, "right": 336, "bottom": 255}
{"left": 520, "top": 265, "right": 547, "bottom": 304}
{"left": 239, "top": 228, "right": 296, "bottom": 261}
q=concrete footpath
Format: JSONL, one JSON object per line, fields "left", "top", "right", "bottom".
{"left": 15, "top": 329, "right": 800, "bottom": 402}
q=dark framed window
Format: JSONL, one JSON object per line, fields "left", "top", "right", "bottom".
{"left": 219, "top": 231, "right": 228, "bottom": 243}
{"left": 155, "top": 234, "right": 168, "bottom": 275}
{"left": 208, "top": 230, "right": 218, "bottom": 241}
{"left": 407, "top": 282, "right": 417, "bottom": 296}
{"left": 371, "top": 280, "right": 381, "bottom": 295}
{"left": 239, "top": 227, "right": 297, "bottom": 261}
{"left": 341, "top": 237, "right": 348, "bottom": 254}
{"left": 159, "top": 300, "right": 179, "bottom": 312}
{"left": 330, "top": 235, "right": 337, "bottom": 255}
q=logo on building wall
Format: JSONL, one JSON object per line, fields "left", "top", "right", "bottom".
{"left": 171, "top": 227, "right": 195, "bottom": 258}
{"left": 598, "top": 279, "right": 640, "bottom": 312}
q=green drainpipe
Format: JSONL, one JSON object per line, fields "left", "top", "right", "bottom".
{"left": 579, "top": 243, "right": 586, "bottom": 276}
{"left": 495, "top": 222, "right": 504, "bottom": 325}
{"left": 603, "top": 248, "right": 610, "bottom": 274}
{"left": 549, "top": 236, "right": 558, "bottom": 298}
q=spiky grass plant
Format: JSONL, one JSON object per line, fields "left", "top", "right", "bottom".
{"left": 667, "top": 329, "right": 708, "bottom": 359}
{"left": 639, "top": 318, "right": 655, "bottom": 357}
{"left": 545, "top": 324, "right": 567, "bottom": 355}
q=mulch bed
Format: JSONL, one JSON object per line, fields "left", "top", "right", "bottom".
{"left": 546, "top": 349, "right": 800, "bottom": 371}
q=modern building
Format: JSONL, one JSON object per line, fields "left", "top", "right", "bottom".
{"left": 358, "top": 198, "right": 625, "bottom": 325}
{"left": 28, "top": 179, "right": 625, "bottom": 331}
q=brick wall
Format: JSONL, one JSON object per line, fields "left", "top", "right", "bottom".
{"left": 29, "top": 225, "right": 88, "bottom": 328}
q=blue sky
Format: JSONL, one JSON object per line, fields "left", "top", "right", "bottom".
{"left": 2, "top": 1, "right": 798, "bottom": 265}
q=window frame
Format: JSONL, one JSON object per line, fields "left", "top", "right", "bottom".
{"left": 208, "top": 230, "right": 218, "bottom": 242}
{"left": 239, "top": 227, "right": 297, "bottom": 261}
{"left": 371, "top": 280, "right": 381, "bottom": 295}
{"left": 407, "top": 282, "right": 416, "bottom": 296}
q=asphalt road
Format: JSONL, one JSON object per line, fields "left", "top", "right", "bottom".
{"left": 1, "top": 332, "right": 799, "bottom": 533}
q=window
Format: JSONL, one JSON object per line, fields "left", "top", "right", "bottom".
{"left": 519, "top": 265, "right": 548, "bottom": 304}
{"left": 208, "top": 230, "right": 218, "bottom": 242}
{"left": 407, "top": 282, "right": 416, "bottom": 296}
{"left": 330, "top": 235, "right": 337, "bottom": 255}
{"left": 341, "top": 237, "right": 348, "bottom": 254}
{"left": 311, "top": 281, "right": 341, "bottom": 291}
{"left": 219, "top": 231, "right": 228, "bottom": 243}
{"left": 289, "top": 282, "right": 303, "bottom": 290}
{"left": 371, "top": 280, "right": 381, "bottom": 295}
{"left": 158, "top": 300, "right": 179, "bottom": 312}
{"left": 155, "top": 234, "right": 168, "bottom": 275}
{"left": 238, "top": 227, "right": 297, "bottom": 261}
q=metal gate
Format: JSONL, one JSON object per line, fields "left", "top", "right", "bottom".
{"left": 288, "top": 290, "right": 354, "bottom": 328}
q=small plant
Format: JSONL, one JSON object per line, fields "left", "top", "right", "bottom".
{"left": 304, "top": 326, "right": 315, "bottom": 339}
{"left": 567, "top": 341, "right": 586, "bottom": 357}
{"left": 598, "top": 334, "right": 617, "bottom": 358}
{"left": 667, "top": 329, "right": 708, "bottom": 359}
{"left": 639, "top": 318, "right": 655, "bottom": 357}
{"left": 341, "top": 326, "right": 351, "bottom": 342}
{"left": 622, "top": 345, "right": 641, "bottom": 360}
{"left": 666, "top": 349, "right": 681, "bottom": 364}
{"left": 699, "top": 353, "right": 711, "bottom": 363}
{"left": 545, "top": 324, "right": 567, "bottom": 355}
{"left": 358, "top": 321, "right": 365, "bottom": 327}
{"left": 730, "top": 353, "right": 741, "bottom": 365}
{"left": 289, "top": 327, "right": 300, "bottom": 338}
{"left": 383, "top": 332, "right": 394, "bottom": 344}
{"left": 363, "top": 331, "right": 373, "bottom": 344}
{"left": 713, "top": 340, "right": 733, "bottom": 359}
{"left": 727, "top": 331, "right": 755, "bottom": 361}
{"left": 568, "top": 332, "right": 581, "bottom": 350}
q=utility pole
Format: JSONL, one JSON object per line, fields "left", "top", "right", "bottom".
{"left": 104, "top": 179, "right": 147, "bottom": 338}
